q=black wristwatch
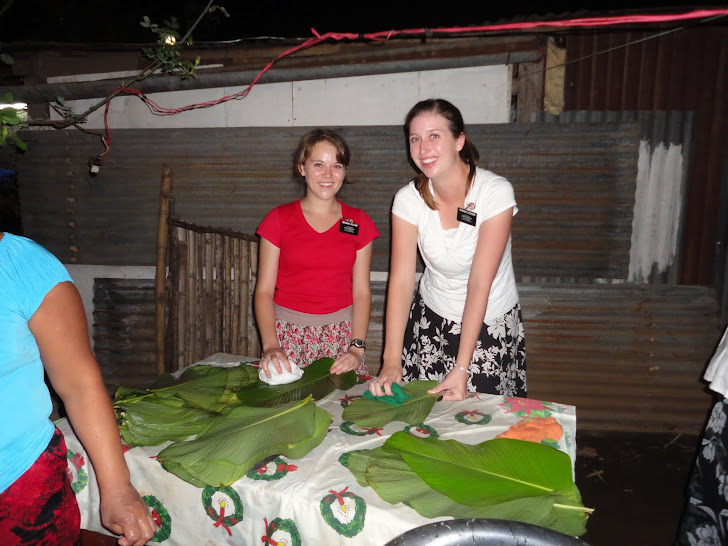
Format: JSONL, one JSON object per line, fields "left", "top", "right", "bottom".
{"left": 349, "top": 338, "right": 366, "bottom": 350}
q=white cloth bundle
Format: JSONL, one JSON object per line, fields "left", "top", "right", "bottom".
{"left": 259, "top": 360, "right": 303, "bottom": 385}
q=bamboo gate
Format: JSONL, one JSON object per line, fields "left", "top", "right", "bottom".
{"left": 155, "top": 166, "right": 260, "bottom": 375}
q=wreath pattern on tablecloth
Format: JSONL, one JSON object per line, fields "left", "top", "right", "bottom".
{"left": 404, "top": 423, "right": 439, "bottom": 439}
{"left": 65, "top": 449, "right": 88, "bottom": 493}
{"left": 143, "top": 494, "right": 172, "bottom": 542}
{"left": 454, "top": 409, "right": 492, "bottom": 425}
{"left": 319, "top": 486, "right": 366, "bottom": 537}
{"left": 261, "top": 516, "right": 301, "bottom": 546}
{"left": 246, "top": 457, "right": 298, "bottom": 481}
{"left": 201, "top": 486, "right": 244, "bottom": 535}
{"left": 338, "top": 452, "right": 351, "bottom": 468}
{"left": 340, "top": 421, "right": 383, "bottom": 436}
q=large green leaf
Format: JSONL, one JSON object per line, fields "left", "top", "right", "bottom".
{"left": 344, "top": 439, "right": 590, "bottom": 536}
{"left": 157, "top": 395, "right": 332, "bottom": 487}
{"left": 341, "top": 381, "right": 440, "bottom": 427}
{"left": 116, "top": 398, "right": 220, "bottom": 446}
{"left": 117, "top": 364, "right": 260, "bottom": 413}
{"left": 364, "top": 450, "right": 588, "bottom": 536}
{"left": 235, "top": 357, "right": 357, "bottom": 407}
{"left": 385, "top": 433, "right": 580, "bottom": 506}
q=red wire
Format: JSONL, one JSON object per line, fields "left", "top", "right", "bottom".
{"left": 98, "top": 8, "right": 728, "bottom": 159}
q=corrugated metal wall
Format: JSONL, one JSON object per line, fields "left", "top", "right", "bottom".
{"left": 16, "top": 122, "right": 638, "bottom": 280}
{"left": 366, "top": 281, "right": 720, "bottom": 433}
{"left": 15, "top": 119, "right": 722, "bottom": 434}
{"left": 93, "top": 278, "right": 157, "bottom": 391}
{"left": 564, "top": 26, "right": 728, "bottom": 287}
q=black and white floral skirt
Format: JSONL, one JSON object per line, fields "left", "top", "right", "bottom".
{"left": 401, "top": 291, "right": 527, "bottom": 397}
{"left": 676, "top": 396, "right": 728, "bottom": 545}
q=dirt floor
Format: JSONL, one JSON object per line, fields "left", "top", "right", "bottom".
{"left": 574, "top": 429, "right": 700, "bottom": 545}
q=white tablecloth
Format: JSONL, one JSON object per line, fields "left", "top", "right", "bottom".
{"left": 60, "top": 355, "right": 577, "bottom": 545}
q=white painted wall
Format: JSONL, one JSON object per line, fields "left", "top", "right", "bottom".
{"left": 629, "top": 141, "right": 684, "bottom": 282}
{"left": 53, "top": 65, "right": 513, "bottom": 343}
{"left": 50, "top": 65, "right": 512, "bottom": 128}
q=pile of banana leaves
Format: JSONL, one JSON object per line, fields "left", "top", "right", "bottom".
{"left": 343, "top": 431, "right": 592, "bottom": 537}
{"left": 113, "top": 358, "right": 357, "bottom": 488}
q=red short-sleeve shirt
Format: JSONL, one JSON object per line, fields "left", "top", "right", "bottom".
{"left": 257, "top": 200, "right": 379, "bottom": 314}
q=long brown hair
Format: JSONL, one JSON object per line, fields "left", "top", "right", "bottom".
{"left": 404, "top": 98, "right": 479, "bottom": 210}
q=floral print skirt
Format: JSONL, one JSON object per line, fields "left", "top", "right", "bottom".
{"left": 676, "top": 396, "right": 728, "bottom": 545}
{"left": 401, "top": 291, "right": 527, "bottom": 397}
{"left": 275, "top": 317, "right": 368, "bottom": 375}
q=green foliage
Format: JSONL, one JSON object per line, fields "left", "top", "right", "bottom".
{"left": 235, "top": 357, "right": 358, "bottom": 407}
{"left": 0, "top": 92, "right": 26, "bottom": 151}
{"left": 346, "top": 433, "right": 592, "bottom": 536}
{"left": 158, "top": 396, "right": 332, "bottom": 487}
{"left": 114, "top": 358, "right": 351, "bottom": 486}
{"left": 139, "top": 4, "right": 229, "bottom": 79}
{"left": 341, "top": 380, "right": 440, "bottom": 427}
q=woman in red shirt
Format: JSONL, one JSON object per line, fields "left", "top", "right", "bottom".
{"left": 255, "top": 129, "right": 379, "bottom": 378}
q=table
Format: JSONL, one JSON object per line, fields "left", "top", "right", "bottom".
{"left": 60, "top": 354, "right": 577, "bottom": 545}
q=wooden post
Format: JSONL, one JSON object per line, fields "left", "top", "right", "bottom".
{"left": 155, "top": 164, "right": 174, "bottom": 376}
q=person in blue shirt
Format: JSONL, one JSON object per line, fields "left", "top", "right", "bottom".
{"left": 0, "top": 232, "right": 155, "bottom": 545}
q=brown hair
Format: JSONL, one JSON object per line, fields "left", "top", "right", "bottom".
{"left": 403, "top": 98, "right": 479, "bottom": 210}
{"left": 292, "top": 128, "right": 351, "bottom": 185}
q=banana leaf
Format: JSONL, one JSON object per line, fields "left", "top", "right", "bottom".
{"left": 116, "top": 398, "right": 220, "bottom": 446}
{"left": 362, "top": 449, "right": 588, "bottom": 536}
{"left": 235, "top": 357, "right": 357, "bottom": 407}
{"left": 115, "top": 364, "right": 260, "bottom": 413}
{"left": 385, "top": 433, "right": 581, "bottom": 506}
{"left": 157, "top": 395, "right": 332, "bottom": 487}
{"left": 344, "top": 438, "right": 590, "bottom": 536}
{"left": 341, "top": 381, "right": 440, "bottom": 427}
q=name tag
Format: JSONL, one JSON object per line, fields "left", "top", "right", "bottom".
{"left": 457, "top": 207, "right": 477, "bottom": 226}
{"left": 339, "top": 219, "right": 359, "bottom": 236}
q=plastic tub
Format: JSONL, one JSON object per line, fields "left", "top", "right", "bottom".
{"left": 384, "top": 518, "right": 589, "bottom": 546}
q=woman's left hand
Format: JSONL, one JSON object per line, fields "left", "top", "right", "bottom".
{"left": 428, "top": 367, "right": 469, "bottom": 401}
{"left": 330, "top": 348, "right": 362, "bottom": 375}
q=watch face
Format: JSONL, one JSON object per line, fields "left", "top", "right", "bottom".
{"left": 350, "top": 339, "right": 365, "bottom": 349}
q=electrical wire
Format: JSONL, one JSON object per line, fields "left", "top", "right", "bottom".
{"left": 95, "top": 8, "right": 728, "bottom": 164}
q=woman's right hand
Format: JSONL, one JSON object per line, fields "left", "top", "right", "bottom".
{"left": 260, "top": 347, "right": 292, "bottom": 377}
{"left": 368, "top": 364, "right": 403, "bottom": 396}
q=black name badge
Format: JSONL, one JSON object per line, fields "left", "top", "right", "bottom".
{"left": 339, "top": 219, "right": 359, "bottom": 236}
{"left": 457, "top": 207, "right": 477, "bottom": 226}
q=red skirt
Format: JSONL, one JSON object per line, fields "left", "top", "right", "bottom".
{"left": 0, "top": 427, "right": 81, "bottom": 545}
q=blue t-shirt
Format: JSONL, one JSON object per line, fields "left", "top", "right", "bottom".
{"left": 0, "top": 233, "right": 73, "bottom": 493}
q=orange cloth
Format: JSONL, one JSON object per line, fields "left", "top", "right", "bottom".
{"left": 496, "top": 416, "right": 564, "bottom": 443}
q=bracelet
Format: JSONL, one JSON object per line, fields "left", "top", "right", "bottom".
{"left": 453, "top": 363, "right": 470, "bottom": 374}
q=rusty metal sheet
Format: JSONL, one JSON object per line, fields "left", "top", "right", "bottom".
{"left": 16, "top": 121, "right": 638, "bottom": 281}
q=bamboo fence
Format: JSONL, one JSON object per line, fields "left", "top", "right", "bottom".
{"left": 163, "top": 219, "right": 260, "bottom": 372}
{"left": 154, "top": 166, "right": 260, "bottom": 374}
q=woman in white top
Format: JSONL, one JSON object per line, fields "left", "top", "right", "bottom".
{"left": 369, "top": 98, "right": 526, "bottom": 402}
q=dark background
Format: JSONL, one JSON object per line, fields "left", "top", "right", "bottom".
{"left": 1, "top": 0, "right": 714, "bottom": 44}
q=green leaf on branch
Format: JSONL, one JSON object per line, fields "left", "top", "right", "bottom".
{"left": 1, "top": 108, "right": 20, "bottom": 125}
{"left": 9, "top": 133, "right": 28, "bottom": 151}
